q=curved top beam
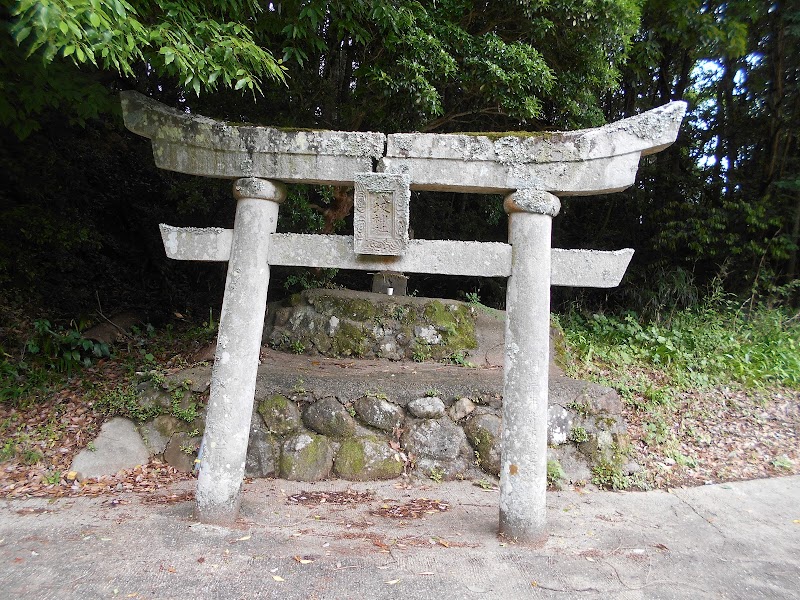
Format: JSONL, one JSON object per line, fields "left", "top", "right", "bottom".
{"left": 120, "top": 90, "right": 686, "bottom": 195}
{"left": 120, "top": 91, "right": 386, "bottom": 185}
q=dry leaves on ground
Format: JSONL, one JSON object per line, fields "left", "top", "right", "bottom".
{"left": 625, "top": 386, "right": 800, "bottom": 488}
{"left": 372, "top": 498, "right": 450, "bottom": 519}
{"left": 287, "top": 490, "right": 375, "bottom": 505}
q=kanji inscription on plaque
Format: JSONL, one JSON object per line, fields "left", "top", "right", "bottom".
{"left": 353, "top": 172, "right": 410, "bottom": 256}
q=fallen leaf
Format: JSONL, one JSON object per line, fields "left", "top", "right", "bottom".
{"left": 272, "top": 575, "right": 285, "bottom": 582}
{"left": 653, "top": 543, "right": 669, "bottom": 551}
{"left": 236, "top": 535, "right": 251, "bottom": 542}
{"left": 385, "top": 579, "right": 400, "bottom": 585}
{"left": 293, "top": 556, "right": 314, "bottom": 564}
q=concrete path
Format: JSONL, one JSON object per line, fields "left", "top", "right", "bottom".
{"left": 1, "top": 476, "right": 798, "bottom": 599}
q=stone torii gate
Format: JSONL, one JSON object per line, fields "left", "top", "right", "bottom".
{"left": 121, "top": 92, "right": 685, "bottom": 543}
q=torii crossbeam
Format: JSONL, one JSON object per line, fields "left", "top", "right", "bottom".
{"left": 121, "top": 92, "right": 685, "bottom": 544}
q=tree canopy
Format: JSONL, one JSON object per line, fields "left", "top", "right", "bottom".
{"left": 2, "top": 0, "right": 642, "bottom": 135}
{"left": 1, "top": 0, "right": 798, "bottom": 319}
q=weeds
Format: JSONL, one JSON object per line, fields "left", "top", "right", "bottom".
{"left": 25, "top": 319, "right": 110, "bottom": 374}
{"left": 547, "top": 459, "right": 565, "bottom": 487}
{"left": 591, "top": 460, "right": 628, "bottom": 490}
{"left": 568, "top": 426, "right": 589, "bottom": 444}
{"left": 412, "top": 342, "right": 431, "bottom": 363}
{"left": 562, "top": 302, "right": 800, "bottom": 392}
{"left": 94, "top": 383, "right": 162, "bottom": 423}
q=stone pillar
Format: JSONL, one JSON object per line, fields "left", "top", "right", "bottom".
{"left": 195, "top": 177, "right": 287, "bottom": 525}
{"left": 499, "top": 189, "right": 561, "bottom": 544}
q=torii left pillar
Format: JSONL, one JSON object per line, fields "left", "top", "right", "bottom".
{"left": 195, "top": 177, "right": 286, "bottom": 524}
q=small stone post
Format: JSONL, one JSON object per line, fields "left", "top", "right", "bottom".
{"left": 195, "top": 177, "right": 286, "bottom": 524}
{"left": 499, "top": 189, "right": 561, "bottom": 544}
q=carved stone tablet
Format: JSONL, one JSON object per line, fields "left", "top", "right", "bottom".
{"left": 353, "top": 172, "right": 410, "bottom": 255}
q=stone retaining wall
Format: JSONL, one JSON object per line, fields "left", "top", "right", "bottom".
{"left": 72, "top": 364, "right": 632, "bottom": 487}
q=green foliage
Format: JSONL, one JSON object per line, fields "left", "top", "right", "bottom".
{"left": 0, "top": 359, "right": 44, "bottom": 404}
{"left": 43, "top": 469, "right": 61, "bottom": 484}
{"left": 772, "top": 455, "right": 793, "bottom": 471}
{"left": 562, "top": 301, "right": 800, "bottom": 391}
{"left": 183, "top": 310, "right": 218, "bottom": 346}
{"left": 546, "top": 459, "right": 565, "bottom": 488}
{"left": 591, "top": 459, "right": 628, "bottom": 490}
{"left": 94, "top": 382, "right": 161, "bottom": 422}
{"left": 8, "top": 0, "right": 286, "bottom": 93}
{"left": 447, "top": 350, "right": 475, "bottom": 368}
{"left": 283, "top": 269, "right": 339, "bottom": 293}
{"left": 24, "top": 319, "right": 110, "bottom": 374}
{"left": 412, "top": 341, "right": 431, "bottom": 363}
{"left": 566, "top": 399, "right": 590, "bottom": 419}
{"left": 428, "top": 466, "right": 444, "bottom": 483}
{"left": 568, "top": 426, "right": 589, "bottom": 444}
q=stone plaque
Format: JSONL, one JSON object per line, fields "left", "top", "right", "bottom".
{"left": 353, "top": 172, "right": 410, "bottom": 255}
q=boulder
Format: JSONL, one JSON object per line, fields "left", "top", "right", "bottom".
{"left": 245, "top": 418, "right": 279, "bottom": 478}
{"left": 257, "top": 394, "right": 302, "bottom": 437}
{"left": 280, "top": 433, "right": 334, "bottom": 481}
{"left": 163, "top": 431, "right": 202, "bottom": 473}
{"left": 464, "top": 414, "right": 502, "bottom": 476}
{"left": 402, "top": 417, "right": 466, "bottom": 462}
{"left": 302, "top": 397, "right": 357, "bottom": 439}
{"left": 353, "top": 396, "right": 405, "bottom": 432}
{"left": 333, "top": 436, "right": 404, "bottom": 480}
{"left": 448, "top": 397, "right": 476, "bottom": 422}
{"left": 71, "top": 417, "right": 150, "bottom": 480}
{"left": 407, "top": 396, "right": 446, "bottom": 419}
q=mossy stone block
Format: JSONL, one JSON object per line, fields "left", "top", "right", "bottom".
{"left": 257, "top": 394, "right": 302, "bottom": 437}
{"left": 464, "top": 413, "right": 502, "bottom": 476}
{"left": 333, "top": 436, "right": 404, "bottom": 480}
{"left": 330, "top": 322, "right": 367, "bottom": 357}
{"left": 303, "top": 397, "right": 357, "bottom": 439}
{"left": 280, "top": 432, "right": 334, "bottom": 481}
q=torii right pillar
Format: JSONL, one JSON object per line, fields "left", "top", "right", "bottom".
{"left": 500, "top": 188, "right": 561, "bottom": 545}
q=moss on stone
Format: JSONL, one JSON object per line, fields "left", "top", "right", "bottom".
{"left": 257, "top": 394, "right": 301, "bottom": 437}
{"left": 335, "top": 438, "right": 367, "bottom": 474}
{"left": 455, "top": 130, "right": 562, "bottom": 141}
{"left": 334, "top": 436, "right": 404, "bottom": 481}
{"left": 464, "top": 414, "right": 501, "bottom": 476}
{"left": 331, "top": 322, "right": 367, "bottom": 357}
{"left": 288, "top": 293, "right": 303, "bottom": 307}
{"left": 314, "top": 295, "right": 377, "bottom": 321}
{"left": 280, "top": 433, "right": 333, "bottom": 481}
{"left": 422, "top": 301, "right": 477, "bottom": 359}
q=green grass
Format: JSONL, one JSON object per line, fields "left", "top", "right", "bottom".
{"left": 561, "top": 302, "right": 800, "bottom": 394}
